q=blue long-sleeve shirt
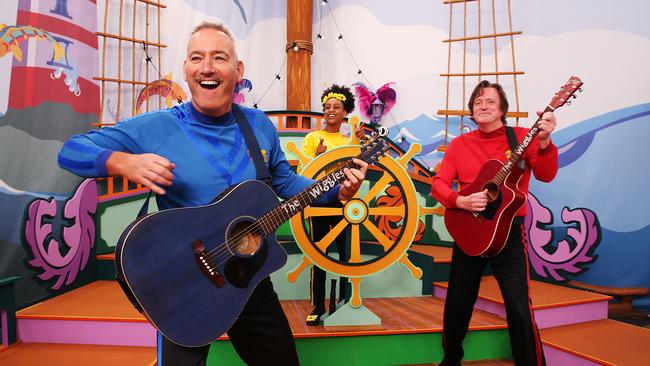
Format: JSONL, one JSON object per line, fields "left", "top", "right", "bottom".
{"left": 58, "top": 102, "right": 338, "bottom": 210}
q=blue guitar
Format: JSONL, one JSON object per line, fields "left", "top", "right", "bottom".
{"left": 115, "top": 136, "right": 388, "bottom": 347}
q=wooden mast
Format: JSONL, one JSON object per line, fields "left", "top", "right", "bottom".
{"left": 286, "top": 0, "right": 313, "bottom": 128}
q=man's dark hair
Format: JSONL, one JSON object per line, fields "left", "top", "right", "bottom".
{"left": 468, "top": 80, "right": 509, "bottom": 124}
{"left": 321, "top": 84, "right": 356, "bottom": 114}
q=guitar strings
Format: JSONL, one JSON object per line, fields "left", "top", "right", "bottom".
{"left": 199, "top": 142, "right": 381, "bottom": 268}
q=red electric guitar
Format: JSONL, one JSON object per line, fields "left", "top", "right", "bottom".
{"left": 444, "top": 76, "right": 583, "bottom": 257}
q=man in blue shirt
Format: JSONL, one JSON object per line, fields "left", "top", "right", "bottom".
{"left": 59, "top": 21, "right": 367, "bottom": 366}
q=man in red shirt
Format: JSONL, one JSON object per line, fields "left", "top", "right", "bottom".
{"left": 431, "top": 80, "right": 558, "bottom": 366}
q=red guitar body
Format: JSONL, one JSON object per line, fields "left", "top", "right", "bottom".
{"left": 444, "top": 159, "right": 527, "bottom": 257}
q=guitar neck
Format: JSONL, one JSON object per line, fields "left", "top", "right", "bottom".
{"left": 258, "top": 159, "right": 361, "bottom": 235}
{"left": 493, "top": 105, "right": 555, "bottom": 186}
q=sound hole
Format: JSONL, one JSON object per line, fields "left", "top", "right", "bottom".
{"left": 228, "top": 219, "right": 261, "bottom": 256}
{"left": 481, "top": 191, "right": 502, "bottom": 220}
{"left": 483, "top": 181, "right": 500, "bottom": 202}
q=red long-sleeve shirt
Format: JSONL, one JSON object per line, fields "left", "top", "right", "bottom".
{"left": 431, "top": 126, "right": 558, "bottom": 217}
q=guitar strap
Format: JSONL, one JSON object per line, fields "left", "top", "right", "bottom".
{"left": 231, "top": 103, "right": 273, "bottom": 188}
{"left": 505, "top": 126, "right": 526, "bottom": 170}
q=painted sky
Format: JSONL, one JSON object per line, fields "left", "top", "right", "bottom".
{"left": 181, "top": 0, "right": 650, "bottom": 39}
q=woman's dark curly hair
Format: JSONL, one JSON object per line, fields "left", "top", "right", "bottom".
{"left": 321, "top": 84, "right": 355, "bottom": 113}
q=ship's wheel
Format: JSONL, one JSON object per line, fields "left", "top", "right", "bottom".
{"left": 285, "top": 133, "right": 424, "bottom": 308}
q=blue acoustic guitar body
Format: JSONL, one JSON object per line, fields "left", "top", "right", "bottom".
{"left": 115, "top": 180, "right": 287, "bottom": 347}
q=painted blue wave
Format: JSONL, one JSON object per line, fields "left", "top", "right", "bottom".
{"left": 553, "top": 103, "right": 650, "bottom": 168}
{"left": 531, "top": 103, "right": 650, "bottom": 233}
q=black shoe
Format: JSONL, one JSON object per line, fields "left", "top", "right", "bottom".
{"left": 305, "top": 308, "right": 325, "bottom": 326}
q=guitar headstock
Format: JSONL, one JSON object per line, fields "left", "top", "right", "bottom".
{"left": 549, "top": 76, "right": 584, "bottom": 110}
{"left": 359, "top": 129, "right": 390, "bottom": 165}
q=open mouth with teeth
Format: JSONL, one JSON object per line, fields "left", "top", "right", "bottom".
{"left": 199, "top": 80, "right": 220, "bottom": 90}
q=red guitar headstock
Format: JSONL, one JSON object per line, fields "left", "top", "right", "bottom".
{"left": 549, "top": 76, "right": 583, "bottom": 110}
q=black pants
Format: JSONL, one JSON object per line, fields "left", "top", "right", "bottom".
{"left": 309, "top": 202, "right": 348, "bottom": 312}
{"left": 441, "top": 218, "right": 545, "bottom": 366}
{"left": 161, "top": 277, "right": 299, "bottom": 366}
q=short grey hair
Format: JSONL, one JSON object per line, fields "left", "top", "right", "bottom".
{"left": 191, "top": 21, "right": 235, "bottom": 42}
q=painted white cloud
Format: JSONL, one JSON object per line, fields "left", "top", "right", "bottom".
{"left": 517, "top": 30, "right": 650, "bottom": 130}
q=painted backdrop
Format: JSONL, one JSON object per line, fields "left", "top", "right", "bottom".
{"left": 1, "top": 0, "right": 648, "bottom": 311}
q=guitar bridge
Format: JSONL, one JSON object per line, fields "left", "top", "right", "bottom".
{"left": 192, "top": 240, "right": 225, "bottom": 288}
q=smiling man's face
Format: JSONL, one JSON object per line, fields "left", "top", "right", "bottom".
{"left": 471, "top": 87, "right": 505, "bottom": 131}
{"left": 183, "top": 28, "right": 244, "bottom": 117}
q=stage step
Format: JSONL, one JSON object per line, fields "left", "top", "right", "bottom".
{"left": 541, "top": 319, "right": 650, "bottom": 366}
{"left": 0, "top": 342, "right": 156, "bottom": 365}
{"left": 409, "top": 244, "right": 453, "bottom": 264}
{"left": 12, "top": 281, "right": 512, "bottom": 365}
{"left": 433, "top": 275, "right": 611, "bottom": 328}
{"left": 12, "top": 278, "right": 646, "bottom": 365}
{"left": 16, "top": 281, "right": 156, "bottom": 347}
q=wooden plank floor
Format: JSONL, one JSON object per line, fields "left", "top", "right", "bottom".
{"left": 281, "top": 296, "right": 507, "bottom": 338}
{"left": 0, "top": 343, "right": 155, "bottom": 366}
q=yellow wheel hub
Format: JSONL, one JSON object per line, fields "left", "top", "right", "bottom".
{"left": 343, "top": 198, "right": 368, "bottom": 224}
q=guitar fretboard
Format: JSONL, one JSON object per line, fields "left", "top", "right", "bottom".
{"left": 492, "top": 76, "right": 582, "bottom": 186}
{"left": 491, "top": 105, "right": 554, "bottom": 186}
{"left": 256, "top": 139, "right": 384, "bottom": 236}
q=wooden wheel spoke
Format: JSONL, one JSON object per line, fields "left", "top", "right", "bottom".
{"left": 315, "top": 219, "right": 348, "bottom": 252}
{"left": 362, "top": 220, "right": 393, "bottom": 250}
{"left": 369, "top": 205, "right": 405, "bottom": 216}
{"left": 349, "top": 224, "right": 361, "bottom": 263}
{"left": 362, "top": 172, "right": 393, "bottom": 202}
{"left": 304, "top": 206, "right": 342, "bottom": 218}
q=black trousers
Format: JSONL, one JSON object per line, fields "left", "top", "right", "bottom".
{"left": 161, "top": 277, "right": 299, "bottom": 366}
{"left": 441, "top": 218, "right": 545, "bottom": 366}
{"left": 309, "top": 202, "right": 348, "bottom": 311}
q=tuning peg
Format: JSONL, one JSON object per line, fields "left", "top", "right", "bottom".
{"left": 566, "top": 100, "right": 572, "bottom": 106}
{"left": 578, "top": 87, "right": 584, "bottom": 92}
{"left": 572, "top": 94, "right": 577, "bottom": 99}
